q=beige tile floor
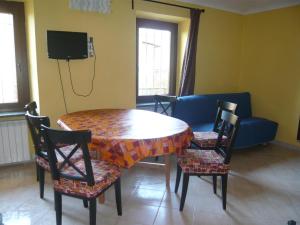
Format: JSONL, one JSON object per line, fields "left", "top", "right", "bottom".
{"left": 0, "top": 144, "right": 300, "bottom": 225}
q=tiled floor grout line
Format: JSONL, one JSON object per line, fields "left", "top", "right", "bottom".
{"left": 152, "top": 189, "right": 167, "bottom": 225}
{"left": 3, "top": 145, "right": 300, "bottom": 225}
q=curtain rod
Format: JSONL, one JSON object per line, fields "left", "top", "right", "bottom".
{"left": 132, "top": 0, "right": 205, "bottom": 13}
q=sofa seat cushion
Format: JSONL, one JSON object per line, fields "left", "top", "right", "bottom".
{"left": 234, "top": 117, "right": 278, "bottom": 149}
{"left": 172, "top": 93, "right": 278, "bottom": 150}
{"left": 178, "top": 149, "right": 229, "bottom": 174}
{"left": 35, "top": 145, "right": 83, "bottom": 171}
{"left": 191, "top": 118, "right": 278, "bottom": 149}
{"left": 54, "top": 159, "right": 120, "bottom": 198}
{"left": 193, "top": 131, "right": 227, "bottom": 148}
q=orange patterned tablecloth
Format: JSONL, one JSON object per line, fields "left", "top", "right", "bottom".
{"left": 58, "top": 109, "right": 193, "bottom": 168}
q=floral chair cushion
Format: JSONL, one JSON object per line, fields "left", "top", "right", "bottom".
{"left": 178, "top": 149, "right": 229, "bottom": 174}
{"left": 193, "top": 131, "right": 227, "bottom": 148}
{"left": 35, "top": 145, "right": 83, "bottom": 171}
{"left": 54, "top": 159, "right": 120, "bottom": 198}
{"left": 36, "top": 155, "right": 51, "bottom": 171}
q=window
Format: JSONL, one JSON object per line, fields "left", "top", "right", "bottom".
{"left": 0, "top": 2, "right": 29, "bottom": 113}
{"left": 136, "top": 19, "right": 178, "bottom": 103}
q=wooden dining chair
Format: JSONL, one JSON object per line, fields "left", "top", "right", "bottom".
{"left": 41, "top": 126, "right": 122, "bottom": 225}
{"left": 24, "top": 101, "right": 39, "bottom": 116}
{"left": 192, "top": 100, "right": 237, "bottom": 149}
{"left": 153, "top": 95, "right": 177, "bottom": 161}
{"left": 25, "top": 112, "right": 50, "bottom": 198}
{"left": 25, "top": 112, "right": 83, "bottom": 199}
{"left": 175, "top": 110, "right": 240, "bottom": 211}
{"left": 24, "top": 101, "right": 40, "bottom": 181}
{"left": 153, "top": 95, "right": 177, "bottom": 117}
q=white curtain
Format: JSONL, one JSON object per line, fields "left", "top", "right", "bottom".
{"left": 69, "top": 0, "right": 111, "bottom": 14}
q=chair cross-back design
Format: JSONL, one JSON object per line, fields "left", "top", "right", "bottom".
{"left": 25, "top": 112, "right": 51, "bottom": 198}
{"left": 213, "top": 100, "right": 238, "bottom": 133}
{"left": 175, "top": 110, "right": 240, "bottom": 211}
{"left": 214, "top": 110, "right": 239, "bottom": 164}
{"left": 25, "top": 112, "right": 50, "bottom": 156}
{"left": 192, "top": 100, "right": 237, "bottom": 149}
{"left": 24, "top": 101, "right": 39, "bottom": 116}
{"left": 154, "top": 95, "right": 177, "bottom": 116}
{"left": 41, "top": 126, "right": 94, "bottom": 186}
{"left": 153, "top": 95, "right": 177, "bottom": 161}
{"left": 25, "top": 112, "right": 84, "bottom": 200}
{"left": 40, "top": 125, "right": 122, "bottom": 225}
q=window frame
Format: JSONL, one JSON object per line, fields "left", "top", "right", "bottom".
{"left": 297, "top": 118, "right": 300, "bottom": 141}
{"left": 136, "top": 18, "right": 178, "bottom": 104}
{"left": 0, "top": 1, "right": 30, "bottom": 113}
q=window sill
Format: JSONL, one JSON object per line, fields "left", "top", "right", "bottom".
{"left": 136, "top": 102, "right": 155, "bottom": 108}
{"left": 0, "top": 111, "right": 25, "bottom": 118}
{"left": 136, "top": 102, "right": 170, "bottom": 111}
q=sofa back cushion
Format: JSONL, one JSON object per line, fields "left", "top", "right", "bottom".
{"left": 173, "top": 92, "right": 252, "bottom": 125}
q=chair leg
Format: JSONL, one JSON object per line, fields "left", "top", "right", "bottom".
{"left": 221, "top": 174, "right": 228, "bottom": 210}
{"left": 36, "top": 162, "right": 39, "bottom": 182}
{"left": 54, "top": 191, "right": 62, "bottom": 225}
{"left": 89, "top": 198, "right": 97, "bottom": 225}
{"left": 179, "top": 173, "right": 189, "bottom": 211}
{"left": 83, "top": 199, "right": 88, "bottom": 208}
{"left": 213, "top": 175, "right": 217, "bottom": 194}
{"left": 114, "top": 178, "right": 122, "bottom": 216}
{"left": 38, "top": 166, "right": 45, "bottom": 199}
{"left": 175, "top": 164, "right": 182, "bottom": 193}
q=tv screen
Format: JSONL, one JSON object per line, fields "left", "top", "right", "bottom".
{"left": 47, "top": 30, "right": 88, "bottom": 60}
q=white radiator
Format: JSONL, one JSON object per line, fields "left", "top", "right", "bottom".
{"left": 0, "top": 119, "right": 31, "bottom": 165}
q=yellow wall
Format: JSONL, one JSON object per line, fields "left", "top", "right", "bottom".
{"left": 195, "top": 9, "right": 243, "bottom": 94}
{"left": 32, "top": 0, "right": 136, "bottom": 124}
{"left": 28, "top": 0, "right": 243, "bottom": 128}
{"left": 3, "top": 0, "right": 298, "bottom": 154}
{"left": 14, "top": 0, "right": 300, "bottom": 148}
{"left": 239, "top": 6, "right": 300, "bottom": 147}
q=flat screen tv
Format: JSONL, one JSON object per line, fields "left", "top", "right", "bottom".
{"left": 47, "top": 30, "right": 88, "bottom": 60}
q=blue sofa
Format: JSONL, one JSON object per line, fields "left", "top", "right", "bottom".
{"left": 173, "top": 92, "right": 278, "bottom": 149}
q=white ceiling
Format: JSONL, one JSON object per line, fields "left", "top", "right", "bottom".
{"left": 176, "top": 0, "right": 300, "bottom": 14}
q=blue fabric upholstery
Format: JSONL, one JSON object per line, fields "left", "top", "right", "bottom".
{"left": 234, "top": 117, "right": 278, "bottom": 149}
{"left": 173, "top": 92, "right": 252, "bottom": 125}
{"left": 173, "top": 92, "right": 278, "bottom": 149}
{"left": 192, "top": 123, "right": 214, "bottom": 132}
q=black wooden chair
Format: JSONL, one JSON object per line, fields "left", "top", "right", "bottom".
{"left": 25, "top": 113, "right": 83, "bottom": 199}
{"left": 24, "top": 101, "right": 40, "bottom": 180}
{"left": 24, "top": 101, "right": 39, "bottom": 116}
{"left": 175, "top": 110, "right": 240, "bottom": 211}
{"left": 192, "top": 100, "right": 237, "bottom": 149}
{"left": 153, "top": 95, "right": 177, "bottom": 117}
{"left": 153, "top": 95, "right": 177, "bottom": 161}
{"left": 41, "top": 125, "right": 122, "bottom": 225}
{"left": 25, "top": 112, "right": 50, "bottom": 198}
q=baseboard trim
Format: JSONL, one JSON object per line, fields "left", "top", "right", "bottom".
{"left": 271, "top": 140, "right": 300, "bottom": 151}
{"left": 0, "top": 159, "right": 34, "bottom": 168}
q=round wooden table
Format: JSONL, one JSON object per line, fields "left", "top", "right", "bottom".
{"left": 58, "top": 109, "right": 193, "bottom": 187}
